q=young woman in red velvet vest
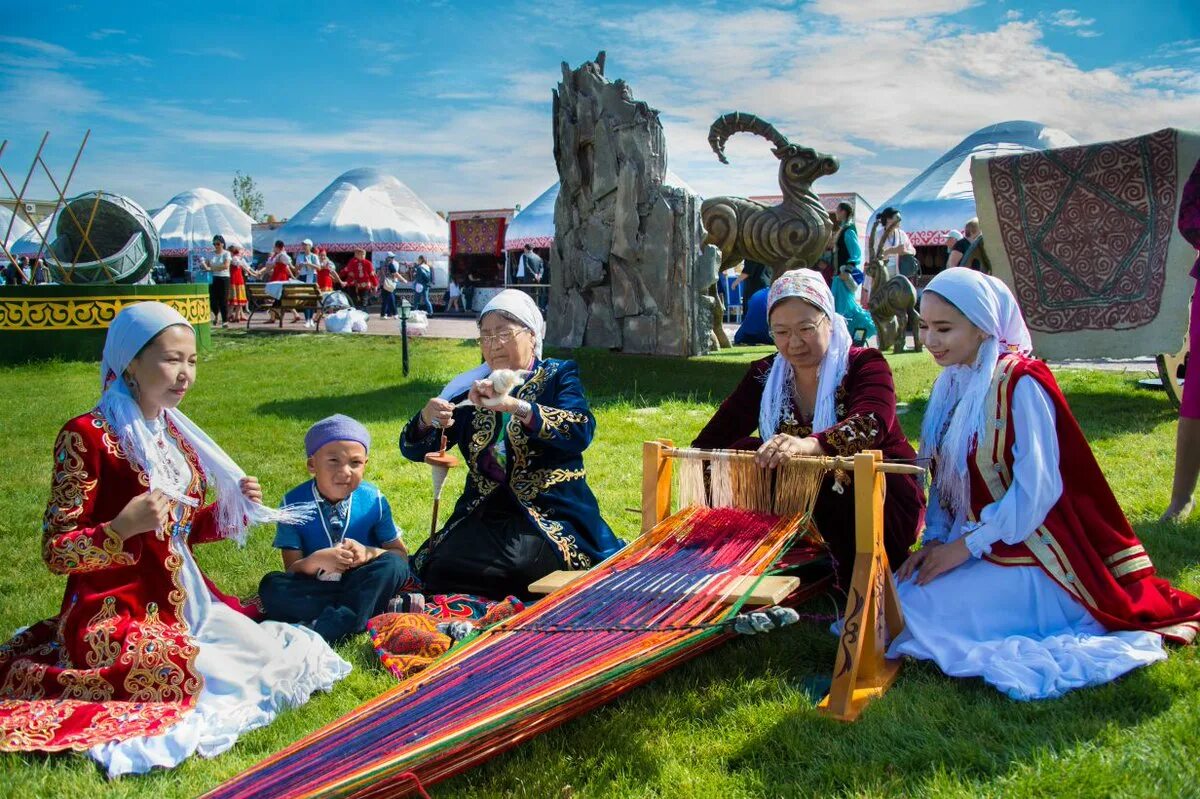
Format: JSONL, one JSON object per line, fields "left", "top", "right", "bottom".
{"left": 892, "top": 267, "right": 1200, "bottom": 700}
{"left": 0, "top": 302, "right": 348, "bottom": 775}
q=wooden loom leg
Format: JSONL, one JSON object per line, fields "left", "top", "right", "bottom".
{"left": 819, "top": 450, "right": 903, "bottom": 722}
{"left": 641, "top": 439, "right": 673, "bottom": 534}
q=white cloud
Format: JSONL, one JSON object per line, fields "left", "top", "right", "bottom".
{"left": 808, "top": 0, "right": 976, "bottom": 23}
{"left": 173, "top": 47, "right": 244, "bottom": 60}
{"left": 0, "top": 35, "right": 73, "bottom": 58}
{"left": 88, "top": 28, "right": 126, "bottom": 41}
{"left": 590, "top": 9, "right": 1200, "bottom": 204}
{"left": 1046, "top": 8, "right": 1100, "bottom": 37}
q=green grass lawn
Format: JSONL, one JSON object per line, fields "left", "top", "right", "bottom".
{"left": 1, "top": 331, "right": 1198, "bottom": 798}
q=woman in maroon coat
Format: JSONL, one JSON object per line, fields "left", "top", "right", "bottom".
{"left": 693, "top": 269, "right": 924, "bottom": 583}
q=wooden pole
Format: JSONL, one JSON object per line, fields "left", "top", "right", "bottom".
{"left": 819, "top": 449, "right": 904, "bottom": 722}
{"left": 641, "top": 439, "right": 673, "bottom": 534}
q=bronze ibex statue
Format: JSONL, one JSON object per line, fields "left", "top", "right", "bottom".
{"left": 864, "top": 216, "right": 922, "bottom": 354}
{"left": 701, "top": 113, "right": 839, "bottom": 278}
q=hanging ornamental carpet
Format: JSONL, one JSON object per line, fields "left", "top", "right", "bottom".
{"left": 450, "top": 218, "right": 506, "bottom": 257}
{"left": 972, "top": 128, "right": 1200, "bottom": 360}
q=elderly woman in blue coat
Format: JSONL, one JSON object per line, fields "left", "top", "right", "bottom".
{"left": 401, "top": 290, "right": 622, "bottom": 599}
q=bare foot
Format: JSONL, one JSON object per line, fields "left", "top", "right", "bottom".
{"left": 1161, "top": 500, "right": 1195, "bottom": 523}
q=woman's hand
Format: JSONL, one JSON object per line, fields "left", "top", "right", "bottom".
{"left": 469, "top": 379, "right": 519, "bottom": 414}
{"left": 239, "top": 476, "right": 263, "bottom": 504}
{"left": 110, "top": 489, "right": 170, "bottom": 540}
{"left": 894, "top": 540, "right": 940, "bottom": 583}
{"left": 754, "top": 434, "right": 820, "bottom": 469}
{"left": 420, "top": 397, "right": 456, "bottom": 428}
{"left": 915, "top": 537, "right": 970, "bottom": 585}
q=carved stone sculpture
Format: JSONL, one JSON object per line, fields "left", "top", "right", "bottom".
{"left": 700, "top": 113, "right": 839, "bottom": 278}
{"left": 546, "top": 52, "right": 719, "bottom": 356}
{"left": 864, "top": 218, "right": 922, "bottom": 354}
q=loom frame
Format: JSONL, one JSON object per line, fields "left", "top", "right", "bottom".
{"left": 640, "top": 440, "right": 906, "bottom": 721}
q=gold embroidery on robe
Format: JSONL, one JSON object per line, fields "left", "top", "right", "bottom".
{"left": 120, "top": 603, "right": 199, "bottom": 703}
{"left": 83, "top": 596, "right": 121, "bottom": 669}
{"left": 535, "top": 405, "right": 589, "bottom": 440}
{"left": 0, "top": 660, "right": 48, "bottom": 701}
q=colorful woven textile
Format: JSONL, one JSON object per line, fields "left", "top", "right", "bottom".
{"left": 972, "top": 128, "right": 1200, "bottom": 359}
{"left": 205, "top": 506, "right": 806, "bottom": 799}
{"left": 369, "top": 598, "right": 526, "bottom": 681}
{"left": 368, "top": 614, "right": 453, "bottom": 681}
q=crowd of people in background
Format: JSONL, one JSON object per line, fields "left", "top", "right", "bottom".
{"left": 0, "top": 255, "right": 51, "bottom": 286}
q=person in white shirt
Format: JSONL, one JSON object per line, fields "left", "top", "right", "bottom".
{"left": 201, "top": 235, "right": 232, "bottom": 327}
{"left": 295, "top": 239, "right": 321, "bottom": 328}
{"left": 876, "top": 207, "right": 916, "bottom": 278}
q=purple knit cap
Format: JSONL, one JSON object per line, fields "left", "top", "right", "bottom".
{"left": 305, "top": 414, "right": 371, "bottom": 457}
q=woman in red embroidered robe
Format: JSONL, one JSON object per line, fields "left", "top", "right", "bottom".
{"left": 0, "top": 302, "right": 348, "bottom": 775}
{"left": 693, "top": 269, "right": 924, "bottom": 584}
{"left": 892, "top": 267, "right": 1200, "bottom": 700}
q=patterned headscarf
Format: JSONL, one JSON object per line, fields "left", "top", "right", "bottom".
{"left": 759, "top": 269, "right": 852, "bottom": 438}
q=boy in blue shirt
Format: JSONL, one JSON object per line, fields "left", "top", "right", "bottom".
{"left": 259, "top": 415, "right": 410, "bottom": 642}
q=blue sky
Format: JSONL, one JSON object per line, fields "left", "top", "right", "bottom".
{"left": 2, "top": 0, "right": 1198, "bottom": 218}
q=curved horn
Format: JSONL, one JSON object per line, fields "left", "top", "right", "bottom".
{"left": 707, "top": 112, "right": 791, "bottom": 165}
{"left": 868, "top": 216, "right": 883, "bottom": 262}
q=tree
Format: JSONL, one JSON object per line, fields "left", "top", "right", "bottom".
{"left": 232, "top": 171, "right": 265, "bottom": 221}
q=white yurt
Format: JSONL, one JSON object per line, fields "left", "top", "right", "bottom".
{"left": 9, "top": 216, "right": 53, "bottom": 257}
{"left": 1, "top": 206, "right": 31, "bottom": 250}
{"left": 878, "top": 120, "right": 1079, "bottom": 246}
{"left": 153, "top": 188, "right": 255, "bottom": 257}
{"left": 276, "top": 167, "right": 448, "bottom": 256}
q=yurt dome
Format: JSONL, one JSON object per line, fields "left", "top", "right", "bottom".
{"left": 275, "top": 167, "right": 448, "bottom": 255}
{"left": 879, "top": 120, "right": 1079, "bottom": 245}
{"left": 9, "top": 216, "right": 53, "bottom": 257}
{"left": 153, "top": 188, "right": 255, "bottom": 257}
{"left": 1, "top": 206, "right": 31, "bottom": 249}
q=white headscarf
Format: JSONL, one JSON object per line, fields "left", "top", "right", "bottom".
{"left": 99, "top": 302, "right": 311, "bottom": 545}
{"left": 759, "top": 269, "right": 852, "bottom": 438}
{"left": 916, "top": 267, "right": 1033, "bottom": 514}
{"left": 438, "top": 289, "right": 546, "bottom": 400}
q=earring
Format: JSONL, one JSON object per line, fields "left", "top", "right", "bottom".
{"left": 125, "top": 374, "right": 139, "bottom": 398}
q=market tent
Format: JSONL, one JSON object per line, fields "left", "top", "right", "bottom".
{"left": 1, "top": 206, "right": 31, "bottom": 250}
{"left": 152, "top": 188, "right": 254, "bottom": 257}
{"left": 504, "top": 170, "right": 695, "bottom": 252}
{"left": 879, "top": 120, "right": 1079, "bottom": 245}
{"left": 275, "top": 167, "right": 448, "bottom": 256}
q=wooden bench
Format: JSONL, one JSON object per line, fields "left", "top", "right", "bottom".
{"left": 246, "top": 283, "right": 325, "bottom": 331}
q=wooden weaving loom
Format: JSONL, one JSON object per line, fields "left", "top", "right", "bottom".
{"left": 637, "top": 440, "right": 915, "bottom": 721}
{"left": 205, "top": 443, "right": 921, "bottom": 799}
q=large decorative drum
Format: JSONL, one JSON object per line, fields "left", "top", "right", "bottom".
{"left": 48, "top": 191, "right": 159, "bottom": 284}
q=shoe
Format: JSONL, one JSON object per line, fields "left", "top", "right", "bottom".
{"left": 305, "top": 320, "right": 315, "bottom": 329}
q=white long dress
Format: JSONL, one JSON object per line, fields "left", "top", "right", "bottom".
{"left": 888, "top": 377, "right": 1165, "bottom": 700}
{"left": 90, "top": 427, "right": 351, "bottom": 777}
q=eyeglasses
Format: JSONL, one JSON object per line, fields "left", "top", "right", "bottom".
{"left": 770, "top": 317, "right": 827, "bottom": 341}
{"left": 480, "top": 328, "right": 527, "bottom": 347}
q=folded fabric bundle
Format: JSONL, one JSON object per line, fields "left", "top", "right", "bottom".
{"left": 368, "top": 596, "right": 526, "bottom": 680}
